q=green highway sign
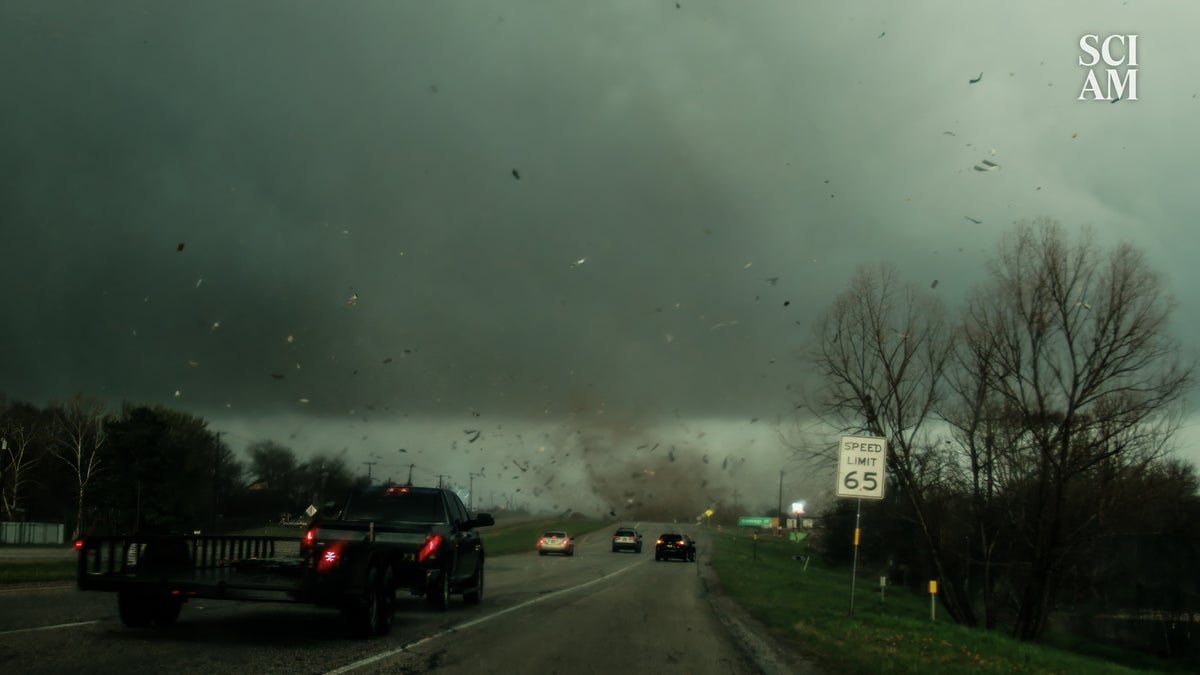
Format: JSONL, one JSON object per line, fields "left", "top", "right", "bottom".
{"left": 738, "top": 516, "right": 772, "bottom": 527}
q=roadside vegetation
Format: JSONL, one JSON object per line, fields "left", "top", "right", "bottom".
{"left": 710, "top": 528, "right": 1198, "bottom": 674}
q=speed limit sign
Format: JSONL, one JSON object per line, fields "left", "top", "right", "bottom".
{"left": 836, "top": 435, "right": 888, "bottom": 500}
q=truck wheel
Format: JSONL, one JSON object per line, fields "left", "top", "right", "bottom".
{"left": 347, "top": 566, "right": 393, "bottom": 638}
{"left": 463, "top": 563, "right": 484, "bottom": 605}
{"left": 117, "top": 590, "right": 152, "bottom": 628}
{"left": 426, "top": 568, "right": 450, "bottom": 611}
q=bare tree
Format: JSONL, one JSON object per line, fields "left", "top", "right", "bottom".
{"left": 960, "top": 220, "right": 1193, "bottom": 640}
{"left": 807, "top": 263, "right": 977, "bottom": 625}
{"left": 0, "top": 403, "right": 47, "bottom": 521}
{"left": 52, "top": 395, "right": 108, "bottom": 539}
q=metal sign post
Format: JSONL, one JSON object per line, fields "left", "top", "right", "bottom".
{"left": 837, "top": 435, "right": 888, "bottom": 618}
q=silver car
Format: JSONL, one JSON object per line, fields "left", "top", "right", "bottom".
{"left": 537, "top": 531, "right": 575, "bottom": 556}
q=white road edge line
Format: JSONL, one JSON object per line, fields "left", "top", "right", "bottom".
{"left": 324, "top": 559, "right": 644, "bottom": 674}
{"left": 0, "top": 620, "right": 101, "bottom": 637}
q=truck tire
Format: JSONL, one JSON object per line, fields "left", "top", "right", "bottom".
{"left": 117, "top": 590, "right": 152, "bottom": 628}
{"left": 426, "top": 568, "right": 450, "bottom": 611}
{"left": 346, "top": 565, "right": 394, "bottom": 638}
{"left": 463, "top": 563, "right": 484, "bottom": 605}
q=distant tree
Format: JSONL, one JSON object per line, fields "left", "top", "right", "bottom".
{"left": 51, "top": 395, "right": 108, "bottom": 539}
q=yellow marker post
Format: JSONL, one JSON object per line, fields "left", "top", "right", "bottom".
{"left": 929, "top": 580, "right": 938, "bottom": 621}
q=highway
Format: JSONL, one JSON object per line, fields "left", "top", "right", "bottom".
{"left": 0, "top": 525, "right": 810, "bottom": 674}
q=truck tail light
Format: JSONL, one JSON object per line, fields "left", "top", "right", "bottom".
{"left": 418, "top": 533, "right": 443, "bottom": 563}
{"left": 301, "top": 527, "right": 318, "bottom": 555}
{"left": 74, "top": 539, "right": 84, "bottom": 551}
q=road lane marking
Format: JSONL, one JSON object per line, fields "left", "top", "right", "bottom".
{"left": 324, "top": 558, "right": 645, "bottom": 674}
{"left": 0, "top": 584, "right": 75, "bottom": 594}
{"left": 0, "top": 620, "right": 101, "bottom": 637}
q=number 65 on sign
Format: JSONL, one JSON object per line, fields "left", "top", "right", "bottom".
{"left": 836, "top": 435, "right": 888, "bottom": 500}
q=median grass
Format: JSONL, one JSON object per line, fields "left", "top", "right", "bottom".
{"left": 0, "top": 560, "right": 77, "bottom": 584}
{"left": 484, "top": 519, "right": 612, "bottom": 557}
{"left": 710, "top": 528, "right": 1188, "bottom": 674}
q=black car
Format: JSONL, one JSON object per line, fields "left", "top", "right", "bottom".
{"left": 611, "top": 527, "right": 643, "bottom": 553}
{"left": 654, "top": 533, "right": 695, "bottom": 562}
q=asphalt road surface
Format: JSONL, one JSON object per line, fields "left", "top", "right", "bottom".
{"left": 0, "top": 525, "right": 811, "bottom": 674}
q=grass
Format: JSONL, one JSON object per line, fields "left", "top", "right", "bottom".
{"left": 484, "top": 519, "right": 612, "bottom": 557}
{"left": 710, "top": 528, "right": 1190, "bottom": 674}
{"left": 0, "top": 560, "right": 77, "bottom": 584}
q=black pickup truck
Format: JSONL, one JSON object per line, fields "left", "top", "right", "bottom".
{"left": 76, "top": 485, "right": 494, "bottom": 638}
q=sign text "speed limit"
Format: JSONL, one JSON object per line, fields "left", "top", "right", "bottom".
{"left": 836, "top": 435, "right": 888, "bottom": 500}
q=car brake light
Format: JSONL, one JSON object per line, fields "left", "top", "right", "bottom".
{"left": 317, "top": 542, "right": 343, "bottom": 573}
{"left": 385, "top": 485, "right": 410, "bottom": 495}
{"left": 419, "top": 533, "right": 443, "bottom": 563}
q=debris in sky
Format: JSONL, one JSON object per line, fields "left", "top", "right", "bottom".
{"left": 964, "top": 216, "right": 983, "bottom": 224}
{"left": 195, "top": 278, "right": 203, "bottom": 288}
{"left": 743, "top": 261, "right": 753, "bottom": 269}
{"left": 176, "top": 242, "right": 184, "bottom": 252}
{"left": 465, "top": 429, "right": 481, "bottom": 443}
{"left": 878, "top": 31, "right": 885, "bottom": 39}
{"left": 982, "top": 159, "right": 998, "bottom": 167}
{"left": 765, "top": 277, "right": 778, "bottom": 286}
{"left": 710, "top": 320, "right": 738, "bottom": 330}
{"left": 270, "top": 373, "right": 285, "bottom": 380}
{"left": 931, "top": 279, "right": 939, "bottom": 289}
{"left": 942, "top": 131, "right": 956, "bottom": 136}
{"left": 429, "top": 84, "right": 439, "bottom": 93}
{"left": 783, "top": 300, "right": 791, "bottom": 307}
{"left": 1072, "top": 133, "right": 1078, "bottom": 139}
{"left": 286, "top": 334, "right": 294, "bottom": 343}
{"left": 299, "top": 398, "right": 310, "bottom": 404}
{"left": 210, "top": 321, "right": 221, "bottom": 332}
{"left": 969, "top": 72, "right": 983, "bottom": 84}
{"left": 570, "top": 257, "right": 587, "bottom": 267}
{"left": 664, "top": 333, "right": 674, "bottom": 343}
{"left": 511, "top": 168, "right": 520, "bottom": 180}
{"left": 187, "top": 360, "right": 199, "bottom": 367}
{"left": 174, "top": 389, "right": 181, "bottom": 397}
{"left": 346, "top": 292, "right": 358, "bottom": 307}
{"left": 668, "top": 449, "right": 676, "bottom": 462}
{"left": 382, "top": 357, "right": 393, "bottom": 364}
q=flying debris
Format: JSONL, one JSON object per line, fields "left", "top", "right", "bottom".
{"left": 511, "top": 168, "right": 520, "bottom": 180}
{"left": 931, "top": 279, "right": 939, "bottom": 289}
{"left": 270, "top": 373, "right": 285, "bottom": 380}
{"left": 298, "top": 398, "right": 310, "bottom": 404}
{"left": 346, "top": 292, "right": 359, "bottom": 307}
{"left": 174, "top": 389, "right": 181, "bottom": 398}
{"left": 465, "top": 429, "right": 481, "bottom": 443}
{"left": 286, "top": 334, "right": 294, "bottom": 343}
{"left": 964, "top": 216, "right": 983, "bottom": 224}
{"left": 942, "top": 131, "right": 956, "bottom": 136}
{"left": 570, "top": 257, "right": 587, "bottom": 267}
{"left": 176, "top": 242, "right": 185, "bottom": 252}
{"left": 783, "top": 300, "right": 791, "bottom": 307}
{"left": 973, "top": 159, "right": 1000, "bottom": 172}
{"left": 710, "top": 320, "right": 738, "bottom": 330}
{"left": 878, "top": 31, "right": 886, "bottom": 39}
{"left": 210, "top": 321, "right": 221, "bottom": 332}
{"left": 382, "top": 357, "right": 393, "bottom": 364}
{"left": 981, "top": 159, "right": 998, "bottom": 167}
{"left": 187, "top": 360, "right": 199, "bottom": 367}
{"left": 764, "top": 277, "right": 778, "bottom": 286}
{"left": 969, "top": 72, "right": 983, "bottom": 84}
{"left": 194, "top": 278, "right": 203, "bottom": 288}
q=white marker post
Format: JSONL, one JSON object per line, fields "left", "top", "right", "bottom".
{"left": 837, "top": 435, "right": 888, "bottom": 617}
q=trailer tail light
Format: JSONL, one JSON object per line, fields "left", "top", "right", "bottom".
{"left": 317, "top": 542, "right": 343, "bottom": 573}
{"left": 418, "top": 533, "right": 443, "bottom": 563}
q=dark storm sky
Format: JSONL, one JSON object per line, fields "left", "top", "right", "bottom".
{"left": 3, "top": 1, "right": 1198, "bottom": 494}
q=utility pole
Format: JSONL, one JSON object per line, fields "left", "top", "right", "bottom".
{"left": 406, "top": 464, "right": 414, "bottom": 486}
{"left": 777, "top": 470, "right": 785, "bottom": 530}
{"left": 363, "top": 460, "right": 377, "bottom": 482}
{"left": 436, "top": 474, "right": 447, "bottom": 489}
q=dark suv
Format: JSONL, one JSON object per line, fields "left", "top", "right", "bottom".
{"left": 654, "top": 533, "right": 695, "bottom": 562}
{"left": 611, "top": 527, "right": 643, "bottom": 553}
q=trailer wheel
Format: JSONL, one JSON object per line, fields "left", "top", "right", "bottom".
{"left": 117, "top": 590, "right": 152, "bottom": 628}
{"left": 463, "top": 563, "right": 484, "bottom": 605}
{"left": 152, "top": 596, "right": 184, "bottom": 625}
{"left": 426, "top": 568, "right": 450, "bottom": 611}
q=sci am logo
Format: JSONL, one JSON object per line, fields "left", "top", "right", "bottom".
{"left": 1078, "top": 34, "right": 1138, "bottom": 102}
